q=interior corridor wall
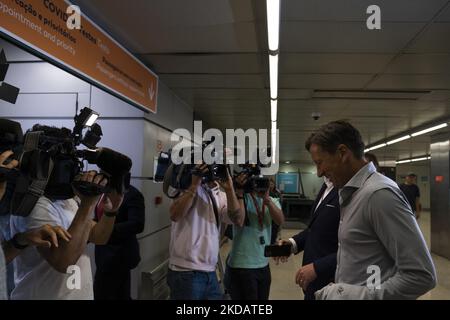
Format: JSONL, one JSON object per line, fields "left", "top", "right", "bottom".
{"left": 0, "top": 38, "right": 194, "bottom": 299}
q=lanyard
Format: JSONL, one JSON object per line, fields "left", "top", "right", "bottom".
{"left": 250, "top": 193, "right": 265, "bottom": 230}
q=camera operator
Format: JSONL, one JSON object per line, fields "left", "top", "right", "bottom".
{"left": 226, "top": 173, "right": 284, "bottom": 300}
{"left": 167, "top": 163, "right": 240, "bottom": 300}
{"left": 10, "top": 169, "right": 123, "bottom": 300}
{"left": 94, "top": 184, "right": 145, "bottom": 300}
{"left": 1, "top": 150, "right": 71, "bottom": 300}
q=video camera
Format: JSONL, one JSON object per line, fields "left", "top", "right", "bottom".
{"left": 235, "top": 147, "right": 272, "bottom": 193}
{"left": 0, "top": 107, "right": 132, "bottom": 217}
{"left": 155, "top": 141, "right": 229, "bottom": 198}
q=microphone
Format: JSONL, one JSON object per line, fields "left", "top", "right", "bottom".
{"left": 94, "top": 147, "right": 132, "bottom": 175}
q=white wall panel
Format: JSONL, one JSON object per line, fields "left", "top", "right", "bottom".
{"left": 90, "top": 86, "right": 145, "bottom": 118}
{"left": 4, "top": 63, "right": 90, "bottom": 94}
{"left": 0, "top": 93, "right": 77, "bottom": 117}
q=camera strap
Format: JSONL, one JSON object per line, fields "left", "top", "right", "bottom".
{"left": 12, "top": 131, "right": 54, "bottom": 216}
{"left": 250, "top": 193, "right": 265, "bottom": 230}
{"left": 163, "top": 163, "right": 181, "bottom": 199}
{"left": 204, "top": 186, "right": 220, "bottom": 229}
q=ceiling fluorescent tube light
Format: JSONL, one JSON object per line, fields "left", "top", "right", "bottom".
{"left": 411, "top": 157, "right": 429, "bottom": 162}
{"left": 271, "top": 122, "right": 277, "bottom": 164}
{"left": 266, "top": 0, "right": 280, "bottom": 51}
{"left": 411, "top": 123, "right": 448, "bottom": 137}
{"left": 271, "top": 100, "right": 278, "bottom": 122}
{"left": 396, "top": 159, "right": 411, "bottom": 164}
{"left": 364, "top": 148, "right": 371, "bottom": 153}
{"left": 387, "top": 135, "right": 411, "bottom": 145}
{"left": 368, "top": 143, "right": 386, "bottom": 151}
{"left": 269, "top": 54, "right": 278, "bottom": 99}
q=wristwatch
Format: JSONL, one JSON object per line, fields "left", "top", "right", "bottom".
{"left": 10, "top": 233, "right": 28, "bottom": 250}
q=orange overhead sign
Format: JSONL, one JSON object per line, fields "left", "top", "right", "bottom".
{"left": 0, "top": 0, "right": 158, "bottom": 113}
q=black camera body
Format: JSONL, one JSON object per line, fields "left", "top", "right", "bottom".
{"left": 0, "top": 110, "right": 132, "bottom": 217}
{"left": 237, "top": 163, "right": 270, "bottom": 194}
{"left": 236, "top": 146, "right": 272, "bottom": 193}
{"left": 156, "top": 142, "right": 229, "bottom": 198}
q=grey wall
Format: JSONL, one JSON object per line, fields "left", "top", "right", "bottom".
{"left": 0, "top": 38, "right": 193, "bottom": 299}
{"left": 430, "top": 133, "right": 450, "bottom": 260}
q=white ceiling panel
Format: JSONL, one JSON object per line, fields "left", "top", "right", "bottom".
{"left": 281, "top": 22, "right": 424, "bottom": 53}
{"left": 368, "top": 74, "right": 450, "bottom": 89}
{"left": 283, "top": 0, "right": 448, "bottom": 22}
{"left": 62, "top": 0, "right": 450, "bottom": 165}
{"left": 73, "top": 0, "right": 258, "bottom": 53}
{"left": 406, "top": 23, "right": 450, "bottom": 53}
{"left": 174, "top": 88, "right": 270, "bottom": 102}
{"left": 385, "top": 53, "right": 450, "bottom": 74}
{"left": 279, "top": 89, "right": 314, "bottom": 99}
{"left": 140, "top": 54, "right": 262, "bottom": 74}
{"left": 281, "top": 53, "right": 394, "bottom": 73}
{"left": 159, "top": 74, "right": 265, "bottom": 88}
{"left": 436, "top": 4, "right": 450, "bottom": 21}
{"left": 280, "top": 74, "right": 373, "bottom": 89}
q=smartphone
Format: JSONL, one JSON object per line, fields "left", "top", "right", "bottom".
{"left": 264, "top": 244, "right": 292, "bottom": 257}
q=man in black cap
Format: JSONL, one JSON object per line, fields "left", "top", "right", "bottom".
{"left": 399, "top": 173, "right": 422, "bottom": 219}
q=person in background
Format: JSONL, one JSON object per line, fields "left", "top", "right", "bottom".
{"left": 307, "top": 121, "right": 435, "bottom": 299}
{"left": 1, "top": 150, "right": 72, "bottom": 300}
{"left": 399, "top": 173, "right": 422, "bottom": 220}
{"left": 94, "top": 184, "right": 145, "bottom": 300}
{"left": 268, "top": 178, "right": 281, "bottom": 199}
{"left": 268, "top": 178, "right": 281, "bottom": 245}
{"left": 364, "top": 152, "right": 380, "bottom": 172}
{"left": 9, "top": 124, "right": 124, "bottom": 300}
{"left": 167, "top": 164, "right": 240, "bottom": 300}
{"left": 275, "top": 177, "right": 339, "bottom": 300}
{"left": 227, "top": 174, "right": 284, "bottom": 300}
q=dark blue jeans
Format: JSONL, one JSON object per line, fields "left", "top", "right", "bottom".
{"left": 167, "top": 269, "right": 224, "bottom": 300}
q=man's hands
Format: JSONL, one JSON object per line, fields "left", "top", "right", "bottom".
{"left": 0, "top": 150, "right": 19, "bottom": 201}
{"left": 263, "top": 189, "right": 272, "bottom": 206}
{"left": 191, "top": 164, "right": 208, "bottom": 187}
{"left": 234, "top": 173, "right": 248, "bottom": 196}
{"left": 73, "top": 171, "right": 108, "bottom": 208}
{"left": 16, "top": 224, "right": 72, "bottom": 248}
{"left": 295, "top": 263, "right": 318, "bottom": 291}
{"left": 217, "top": 166, "right": 234, "bottom": 192}
{"left": 273, "top": 239, "right": 318, "bottom": 291}
{"left": 273, "top": 239, "right": 293, "bottom": 264}
{"left": 101, "top": 190, "right": 124, "bottom": 213}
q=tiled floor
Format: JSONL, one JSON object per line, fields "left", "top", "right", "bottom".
{"left": 220, "top": 211, "right": 450, "bottom": 300}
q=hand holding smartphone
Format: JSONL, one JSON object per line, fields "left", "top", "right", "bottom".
{"left": 264, "top": 244, "right": 292, "bottom": 257}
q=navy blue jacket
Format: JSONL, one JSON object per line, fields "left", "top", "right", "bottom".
{"left": 95, "top": 185, "right": 145, "bottom": 272}
{"left": 292, "top": 183, "right": 340, "bottom": 300}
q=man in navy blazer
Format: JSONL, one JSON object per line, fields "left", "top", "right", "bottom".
{"left": 94, "top": 185, "right": 145, "bottom": 300}
{"left": 278, "top": 178, "right": 340, "bottom": 300}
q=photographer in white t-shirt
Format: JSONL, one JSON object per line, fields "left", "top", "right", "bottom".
{"left": 10, "top": 170, "right": 124, "bottom": 300}
{"left": 1, "top": 150, "right": 72, "bottom": 300}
